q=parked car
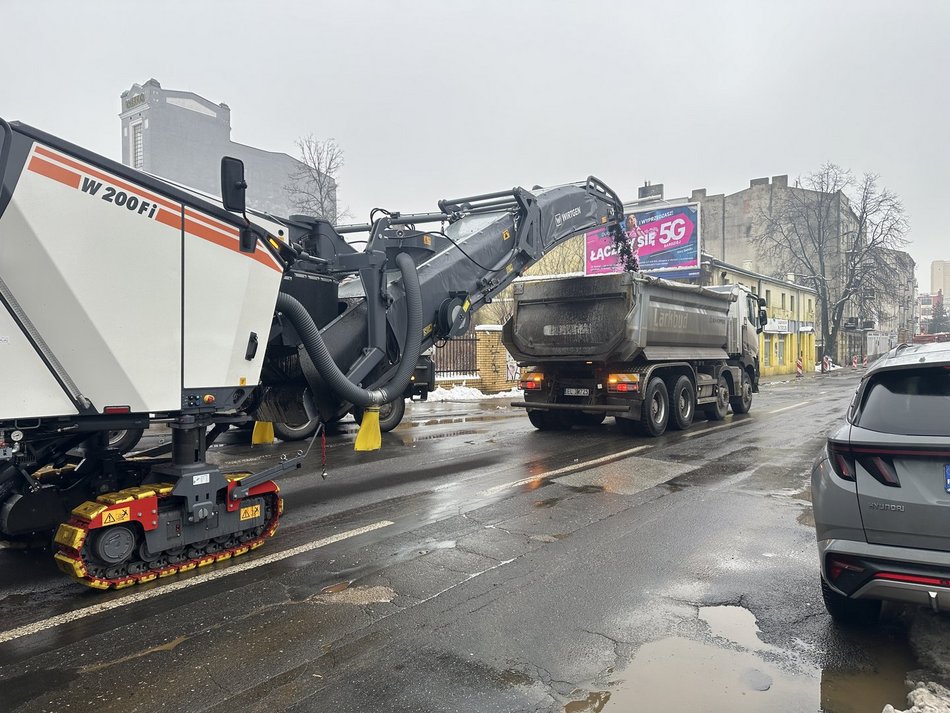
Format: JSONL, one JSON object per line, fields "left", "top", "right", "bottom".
{"left": 812, "top": 341, "right": 950, "bottom": 624}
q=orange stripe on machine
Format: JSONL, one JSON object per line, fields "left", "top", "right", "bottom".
{"left": 27, "top": 156, "right": 81, "bottom": 189}
{"left": 34, "top": 145, "right": 181, "bottom": 213}
{"left": 28, "top": 144, "right": 283, "bottom": 273}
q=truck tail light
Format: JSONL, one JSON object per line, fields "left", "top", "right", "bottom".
{"left": 607, "top": 374, "right": 639, "bottom": 393}
{"left": 827, "top": 441, "right": 856, "bottom": 481}
{"left": 519, "top": 372, "right": 544, "bottom": 390}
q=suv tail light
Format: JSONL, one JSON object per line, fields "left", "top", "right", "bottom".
{"left": 828, "top": 556, "right": 865, "bottom": 582}
{"left": 827, "top": 442, "right": 903, "bottom": 487}
{"left": 827, "top": 441, "right": 856, "bottom": 481}
{"left": 856, "top": 454, "right": 901, "bottom": 487}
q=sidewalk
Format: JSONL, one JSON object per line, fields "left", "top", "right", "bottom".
{"left": 758, "top": 367, "right": 863, "bottom": 387}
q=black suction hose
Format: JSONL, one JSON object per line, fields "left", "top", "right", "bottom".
{"left": 276, "top": 252, "right": 423, "bottom": 407}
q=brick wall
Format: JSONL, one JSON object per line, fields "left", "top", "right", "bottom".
{"left": 475, "top": 325, "right": 517, "bottom": 393}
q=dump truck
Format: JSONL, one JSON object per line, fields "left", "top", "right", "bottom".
{"left": 0, "top": 116, "right": 628, "bottom": 588}
{"left": 503, "top": 271, "right": 768, "bottom": 436}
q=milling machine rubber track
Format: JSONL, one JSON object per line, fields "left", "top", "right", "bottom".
{"left": 52, "top": 482, "right": 283, "bottom": 590}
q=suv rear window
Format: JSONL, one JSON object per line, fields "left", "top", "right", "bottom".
{"left": 856, "top": 367, "right": 950, "bottom": 436}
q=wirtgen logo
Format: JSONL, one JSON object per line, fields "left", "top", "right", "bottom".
{"left": 554, "top": 206, "right": 582, "bottom": 227}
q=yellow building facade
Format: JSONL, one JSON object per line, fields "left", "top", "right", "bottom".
{"left": 701, "top": 257, "right": 818, "bottom": 377}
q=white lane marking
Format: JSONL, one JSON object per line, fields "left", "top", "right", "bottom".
{"left": 478, "top": 445, "right": 651, "bottom": 497}
{"left": 432, "top": 481, "right": 461, "bottom": 492}
{"left": 0, "top": 520, "right": 394, "bottom": 645}
{"left": 681, "top": 419, "right": 754, "bottom": 439}
{"left": 766, "top": 401, "right": 813, "bottom": 415}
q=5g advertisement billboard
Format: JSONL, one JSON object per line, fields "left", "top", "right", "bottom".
{"left": 585, "top": 203, "right": 700, "bottom": 278}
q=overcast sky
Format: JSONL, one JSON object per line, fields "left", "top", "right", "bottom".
{"left": 3, "top": 0, "right": 947, "bottom": 290}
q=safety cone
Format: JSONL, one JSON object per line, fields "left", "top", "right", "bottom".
{"left": 354, "top": 406, "right": 381, "bottom": 451}
{"left": 252, "top": 421, "right": 275, "bottom": 445}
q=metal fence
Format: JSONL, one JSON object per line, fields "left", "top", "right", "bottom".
{"left": 432, "top": 333, "right": 478, "bottom": 378}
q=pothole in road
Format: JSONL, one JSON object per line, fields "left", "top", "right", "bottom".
{"left": 554, "top": 457, "right": 691, "bottom": 495}
{"left": 320, "top": 580, "right": 353, "bottom": 594}
{"left": 562, "top": 605, "right": 916, "bottom": 713}
{"left": 569, "top": 637, "right": 814, "bottom": 712}
{"left": 312, "top": 584, "right": 396, "bottom": 605}
{"left": 699, "top": 604, "right": 779, "bottom": 653}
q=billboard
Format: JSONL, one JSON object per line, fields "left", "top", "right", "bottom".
{"left": 585, "top": 203, "right": 700, "bottom": 278}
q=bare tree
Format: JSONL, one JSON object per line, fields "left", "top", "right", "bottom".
{"left": 753, "top": 163, "right": 908, "bottom": 362}
{"left": 285, "top": 134, "right": 349, "bottom": 223}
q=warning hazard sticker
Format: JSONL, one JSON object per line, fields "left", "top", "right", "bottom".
{"left": 240, "top": 504, "right": 261, "bottom": 521}
{"left": 102, "top": 507, "right": 130, "bottom": 525}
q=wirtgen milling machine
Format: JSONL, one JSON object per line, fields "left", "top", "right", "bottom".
{"left": 0, "top": 117, "right": 627, "bottom": 589}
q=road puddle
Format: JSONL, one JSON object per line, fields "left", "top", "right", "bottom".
{"left": 699, "top": 604, "right": 778, "bottom": 652}
{"left": 563, "top": 605, "right": 916, "bottom": 713}
{"left": 819, "top": 630, "right": 917, "bottom": 713}
{"left": 577, "top": 637, "right": 815, "bottom": 711}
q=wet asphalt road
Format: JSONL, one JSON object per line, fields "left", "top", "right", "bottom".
{"left": 0, "top": 371, "right": 924, "bottom": 712}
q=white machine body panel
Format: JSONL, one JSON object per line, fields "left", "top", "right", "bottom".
{"left": 0, "top": 144, "right": 183, "bottom": 416}
{"left": 0, "top": 141, "right": 283, "bottom": 419}
{"left": 0, "top": 305, "right": 78, "bottom": 419}
{"left": 181, "top": 208, "right": 283, "bottom": 389}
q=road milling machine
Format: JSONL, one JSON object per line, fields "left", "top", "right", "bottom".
{"left": 0, "top": 118, "right": 628, "bottom": 588}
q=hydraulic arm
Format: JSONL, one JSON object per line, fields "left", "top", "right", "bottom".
{"left": 0, "top": 116, "right": 626, "bottom": 588}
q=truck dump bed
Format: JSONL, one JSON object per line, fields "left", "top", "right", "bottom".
{"left": 502, "top": 272, "right": 736, "bottom": 363}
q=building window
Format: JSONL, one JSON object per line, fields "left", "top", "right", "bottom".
{"left": 131, "top": 122, "right": 144, "bottom": 169}
{"left": 763, "top": 334, "right": 772, "bottom": 367}
{"left": 777, "top": 335, "right": 785, "bottom": 365}
{"left": 808, "top": 298, "right": 813, "bottom": 315}
{"left": 781, "top": 293, "right": 786, "bottom": 310}
{"left": 765, "top": 289, "right": 771, "bottom": 307}
{"left": 790, "top": 295, "right": 795, "bottom": 314}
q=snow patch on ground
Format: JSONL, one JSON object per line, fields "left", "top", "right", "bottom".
{"left": 425, "top": 385, "right": 521, "bottom": 402}
{"left": 883, "top": 682, "right": 950, "bottom": 713}
{"left": 883, "top": 612, "right": 950, "bottom": 713}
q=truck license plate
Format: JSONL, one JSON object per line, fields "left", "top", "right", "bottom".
{"left": 564, "top": 387, "right": 590, "bottom": 397}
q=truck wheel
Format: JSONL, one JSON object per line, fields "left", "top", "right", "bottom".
{"left": 352, "top": 398, "right": 407, "bottom": 433}
{"left": 704, "top": 373, "right": 730, "bottom": 421}
{"left": 669, "top": 376, "right": 695, "bottom": 430}
{"left": 107, "top": 428, "right": 145, "bottom": 454}
{"left": 527, "top": 410, "right": 568, "bottom": 431}
{"left": 640, "top": 378, "right": 669, "bottom": 437}
{"left": 729, "top": 370, "right": 753, "bottom": 414}
{"left": 273, "top": 418, "right": 320, "bottom": 442}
